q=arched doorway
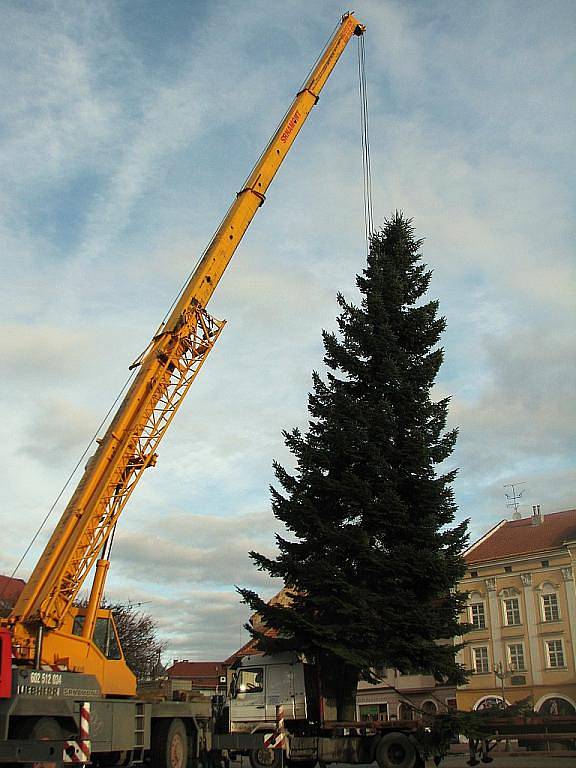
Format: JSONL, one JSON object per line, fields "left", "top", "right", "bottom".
{"left": 536, "top": 696, "right": 576, "bottom": 716}
{"left": 474, "top": 695, "right": 507, "bottom": 711}
{"left": 398, "top": 702, "right": 414, "bottom": 720}
{"left": 421, "top": 700, "right": 438, "bottom": 725}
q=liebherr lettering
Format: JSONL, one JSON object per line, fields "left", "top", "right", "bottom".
{"left": 280, "top": 109, "right": 301, "bottom": 143}
{"left": 17, "top": 683, "right": 62, "bottom": 697}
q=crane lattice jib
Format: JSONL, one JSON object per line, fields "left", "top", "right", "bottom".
{"left": 11, "top": 12, "right": 365, "bottom": 629}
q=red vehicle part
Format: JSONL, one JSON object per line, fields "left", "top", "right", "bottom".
{"left": 0, "top": 629, "right": 11, "bottom": 698}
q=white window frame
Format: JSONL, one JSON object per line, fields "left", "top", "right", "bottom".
{"left": 472, "top": 646, "right": 490, "bottom": 674}
{"left": 545, "top": 639, "right": 565, "bottom": 669}
{"left": 469, "top": 601, "right": 486, "bottom": 630}
{"left": 507, "top": 642, "right": 526, "bottom": 672}
{"left": 542, "top": 591, "right": 561, "bottom": 622}
{"left": 503, "top": 596, "right": 521, "bottom": 626}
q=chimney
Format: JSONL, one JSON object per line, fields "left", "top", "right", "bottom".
{"left": 531, "top": 504, "right": 543, "bottom": 525}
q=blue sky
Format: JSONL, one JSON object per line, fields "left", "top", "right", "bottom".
{"left": 1, "top": 0, "right": 575, "bottom": 661}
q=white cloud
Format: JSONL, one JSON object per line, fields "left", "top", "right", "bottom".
{"left": 1, "top": 0, "right": 574, "bottom": 660}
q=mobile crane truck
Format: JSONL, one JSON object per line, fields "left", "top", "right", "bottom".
{"left": 0, "top": 13, "right": 365, "bottom": 768}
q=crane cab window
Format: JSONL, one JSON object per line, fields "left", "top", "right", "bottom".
{"left": 72, "top": 615, "right": 122, "bottom": 660}
{"left": 93, "top": 617, "right": 121, "bottom": 660}
{"left": 238, "top": 667, "right": 264, "bottom": 694}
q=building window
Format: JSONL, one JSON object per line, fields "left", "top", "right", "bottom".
{"left": 542, "top": 593, "right": 560, "bottom": 622}
{"left": 470, "top": 570, "right": 478, "bottom": 578}
{"left": 507, "top": 643, "right": 526, "bottom": 671}
{"left": 503, "top": 597, "right": 521, "bottom": 626}
{"left": 473, "top": 646, "right": 490, "bottom": 674}
{"left": 470, "top": 602, "right": 486, "bottom": 630}
{"left": 545, "top": 639, "right": 565, "bottom": 669}
{"left": 504, "top": 566, "right": 512, "bottom": 573}
{"left": 359, "top": 703, "right": 388, "bottom": 721}
{"left": 541, "top": 560, "right": 549, "bottom": 568}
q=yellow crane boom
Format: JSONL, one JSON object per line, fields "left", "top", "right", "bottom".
{"left": 6, "top": 12, "right": 365, "bottom": 692}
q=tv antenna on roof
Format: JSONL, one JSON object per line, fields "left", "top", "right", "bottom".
{"left": 504, "top": 482, "right": 527, "bottom": 518}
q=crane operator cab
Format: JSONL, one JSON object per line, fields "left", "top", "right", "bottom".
{"left": 71, "top": 609, "right": 122, "bottom": 661}
{"left": 23, "top": 605, "right": 138, "bottom": 697}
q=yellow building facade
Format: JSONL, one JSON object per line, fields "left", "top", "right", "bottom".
{"left": 457, "top": 506, "right": 576, "bottom": 714}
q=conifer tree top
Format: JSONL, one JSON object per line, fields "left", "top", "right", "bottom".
{"left": 239, "top": 213, "right": 469, "bottom": 685}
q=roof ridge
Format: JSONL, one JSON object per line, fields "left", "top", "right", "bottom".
{"left": 465, "top": 507, "right": 576, "bottom": 564}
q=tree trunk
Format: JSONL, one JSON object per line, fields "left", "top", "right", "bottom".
{"left": 318, "top": 657, "right": 359, "bottom": 722}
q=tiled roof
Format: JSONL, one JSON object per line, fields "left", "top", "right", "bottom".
{"left": 167, "top": 661, "right": 226, "bottom": 679}
{"left": 224, "top": 587, "right": 290, "bottom": 665}
{"left": 0, "top": 574, "right": 26, "bottom": 605}
{"left": 223, "top": 637, "right": 262, "bottom": 666}
{"left": 466, "top": 508, "right": 576, "bottom": 564}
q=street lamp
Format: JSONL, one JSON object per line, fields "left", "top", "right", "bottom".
{"left": 493, "top": 662, "right": 508, "bottom": 708}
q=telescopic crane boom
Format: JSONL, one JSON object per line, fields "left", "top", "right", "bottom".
{"left": 4, "top": 12, "right": 365, "bottom": 696}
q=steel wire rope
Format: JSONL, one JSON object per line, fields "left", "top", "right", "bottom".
{"left": 354, "top": 40, "right": 456, "bottom": 726}
{"left": 357, "top": 32, "right": 373, "bottom": 255}
{"left": 366, "top": 672, "right": 455, "bottom": 717}
{"left": 1, "top": 368, "right": 138, "bottom": 595}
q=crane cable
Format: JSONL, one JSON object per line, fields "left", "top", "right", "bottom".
{"left": 357, "top": 32, "right": 373, "bottom": 255}
{"left": 0, "top": 369, "right": 137, "bottom": 599}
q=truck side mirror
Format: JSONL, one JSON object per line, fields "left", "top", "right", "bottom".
{"left": 229, "top": 675, "right": 237, "bottom": 699}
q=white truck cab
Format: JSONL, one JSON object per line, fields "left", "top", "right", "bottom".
{"left": 229, "top": 652, "right": 315, "bottom": 731}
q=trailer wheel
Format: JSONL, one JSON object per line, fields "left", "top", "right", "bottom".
{"left": 376, "top": 732, "right": 417, "bottom": 768}
{"left": 151, "top": 718, "right": 188, "bottom": 768}
{"left": 249, "top": 748, "right": 282, "bottom": 768}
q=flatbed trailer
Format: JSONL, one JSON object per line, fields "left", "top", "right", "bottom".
{"left": 466, "top": 713, "right": 576, "bottom": 764}
{"left": 215, "top": 718, "right": 441, "bottom": 765}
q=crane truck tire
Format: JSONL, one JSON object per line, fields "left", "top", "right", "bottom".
{"left": 150, "top": 717, "right": 188, "bottom": 768}
{"left": 249, "top": 747, "right": 282, "bottom": 768}
{"left": 287, "top": 760, "right": 317, "bottom": 768}
{"left": 375, "top": 732, "right": 417, "bottom": 768}
{"left": 15, "top": 716, "right": 63, "bottom": 768}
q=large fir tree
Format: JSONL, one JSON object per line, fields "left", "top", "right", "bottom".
{"left": 239, "top": 214, "right": 469, "bottom": 718}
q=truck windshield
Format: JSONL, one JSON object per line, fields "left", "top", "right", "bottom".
{"left": 238, "top": 667, "right": 263, "bottom": 693}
